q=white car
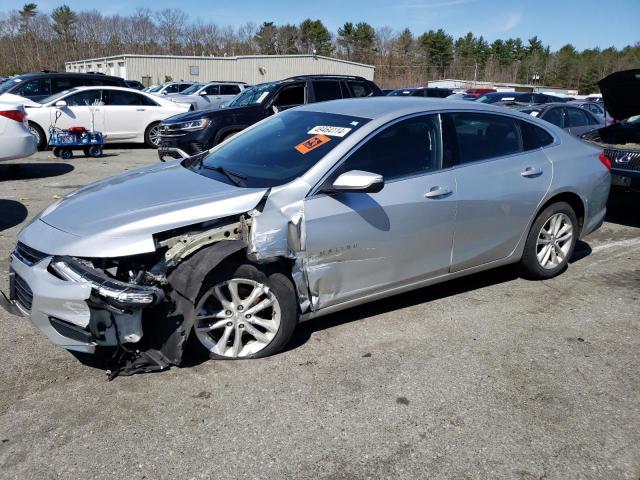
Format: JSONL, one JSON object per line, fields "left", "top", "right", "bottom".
{"left": 0, "top": 102, "right": 37, "bottom": 161}
{"left": 146, "top": 82, "right": 196, "bottom": 96}
{"left": 166, "top": 82, "right": 247, "bottom": 111}
{"left": 25, "top": 87, "right": 191, "bottom": 149}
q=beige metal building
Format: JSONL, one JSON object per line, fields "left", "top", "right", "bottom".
{"left": 65, "top": 54, "right": 374, "bottom": 86}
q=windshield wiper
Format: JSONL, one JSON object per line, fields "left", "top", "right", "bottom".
{"left": 202, "top": 164, "right": 247, "bottom": 187}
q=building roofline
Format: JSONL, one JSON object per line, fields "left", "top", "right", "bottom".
{"left": 65, "top": 54, "right": 374, "bottom": 70}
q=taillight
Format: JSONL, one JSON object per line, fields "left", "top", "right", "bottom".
{"left": 0, "top": 109, "right": 26, "bottom": 123}
{"left": 598, "top": 151, "right": 611, "bottom": 170}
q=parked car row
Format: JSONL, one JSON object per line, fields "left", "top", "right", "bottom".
{"left": 157, "top": 74, "right": 383, "bottom": 160}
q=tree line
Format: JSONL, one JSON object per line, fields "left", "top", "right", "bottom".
{"left": 1, "top": 4, "right": 638, "bottom": 93}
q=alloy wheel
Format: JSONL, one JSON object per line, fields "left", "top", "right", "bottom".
{"left": 194, "top": 278, "right": 281, "bottom": 358}
{"left": 536, "top": 213, "right": 573, "bottom": 270}
{"left": 148, "top": 124, "right": 161, "bottom": 146}
{"left": 28, "top": 125, "right": 41, "bottom": 146}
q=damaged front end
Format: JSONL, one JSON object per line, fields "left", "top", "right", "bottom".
{"left": 7, "top": 201, "right": 312, "bottom": 379}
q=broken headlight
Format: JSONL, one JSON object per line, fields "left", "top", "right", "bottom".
{"left": 50, "top": 257, "right": 163, "bottom": 307}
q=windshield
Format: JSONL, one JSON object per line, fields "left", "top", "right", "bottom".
{"left": 147, "top": 85, "right": 163, "bottom": 93}
{"left": 187, "top": 110, "right": 370, "bottom": 188}
{"left": 476, "top": 94, "right": 513, "bottom": 103}
{"left": 0, "top": 77, "right": 23, "bottom": 94}
{"left": 181, "top": 84, "right": 204, "bottom": 95}
{"left": 228, "top": 83, "right": 277, "bottom": 107}
{"left": 38, "top": 89, "right": 76, "bottom": 104}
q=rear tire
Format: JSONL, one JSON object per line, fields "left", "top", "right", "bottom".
{"left": 59, "top": 148, "right": 73, "bottom": 160}
{"left": 144, "top": 122, "right": 161, "bottom": 148}
{"left": 520, "top": 201, "right": 578, "bottom": 280}
{"left": 88, "top": 145, "right": 102, "bottom": 157}
{"left": 191, "top": 263, "right": 298, "bottom": 360}
{"left": 28, "top": 122, "right": 46, "bottom": 150}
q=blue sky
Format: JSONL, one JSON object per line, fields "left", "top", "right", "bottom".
{"left": 4, "top": 0, "right": 639, "bottom": 51}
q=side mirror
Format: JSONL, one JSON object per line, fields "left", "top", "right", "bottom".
{"left": 54, "top": 100, "right": 67, "bottom": 108}
{"left": 199, "top": 90, "right": 208, "bottom": 96}
{"left": 330, "top": 170, "right": 384, "bottom": 194}
{"left": 270, "top": 105, "right": 280, "bottom": 115}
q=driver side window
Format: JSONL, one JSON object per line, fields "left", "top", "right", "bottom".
{"left": 65, "top": 90, "right": 102, "bottom": 106}
{"left": 335, "top": 115, "right": 441, "bottom": 182}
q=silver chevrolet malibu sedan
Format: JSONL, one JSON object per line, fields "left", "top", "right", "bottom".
{"left": 4, "top": 98, "right": 610, "bottom": 376}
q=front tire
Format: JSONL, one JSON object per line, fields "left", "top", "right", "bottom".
{"left": 144, "top": 122, "right": 161, "bottom": 148}
{"left": 520, "top": 201, "right": 578, "bottom": 279}
{"left": 192, "top": 264, "right": 298, "bottom": 359}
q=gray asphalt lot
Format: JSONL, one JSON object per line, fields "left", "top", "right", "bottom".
{"left": 0, "top": 147, "right": 639, "bottom": 480}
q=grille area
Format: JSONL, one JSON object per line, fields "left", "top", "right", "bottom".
{"left": 606, "top": 148, "right": 640, "bottom": 171}
{"left": 13, "top": 242, "right": 48, "bottom": 266}
{"left": 14, "top": 274, "right": 33, "bottom": 311}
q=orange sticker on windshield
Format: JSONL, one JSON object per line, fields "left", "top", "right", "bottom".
{"left": 295, "top": 134, "right": 331, "bottom": 154}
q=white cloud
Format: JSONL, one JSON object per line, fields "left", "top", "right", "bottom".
{"left": 500, "top": 11, "right": 523, "bottom": 31}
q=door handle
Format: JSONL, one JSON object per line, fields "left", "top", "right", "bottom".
{"left": 136, "top": 108, "right": 146, "bottom": 111}
{"left": 521, "top": 166, "right": 543, "bottom": 177}
{"left": 424, "top": 186, "right": 452, "bottom": 198}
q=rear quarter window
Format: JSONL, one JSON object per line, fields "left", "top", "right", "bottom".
{"left": 347, "top": 81, "right": 373, "bottom": 98}
{"left": 520, "top": 120, "right": 554, "bottom": 150}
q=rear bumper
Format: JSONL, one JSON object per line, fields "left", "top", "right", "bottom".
{"left": 610, "top": 167, "right": 640, "bottom": 192}
{"left": 0, "top": 129, "right": 37, "bottom": 162}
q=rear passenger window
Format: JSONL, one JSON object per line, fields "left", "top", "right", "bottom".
{"left": 313, "top": 81, "right": 343, "bottom": 102}
{"left": 338, "top": 115, "right": 441, "bottom": 181}
{"left": 444, "top": 112, "right": 522, "bottom": 164}
{"left": 52, "top": 78, "right": 74, "bottom": 93}
{"left": 520, "top": 121, "right": 554, "bottom": 150}
{"left": 104, "top": 90, "right": 151, "bottom": 106}
{"left": 220, "top": 84, "right": 240, "bottom": 95}
{"left": 566, "top": 108, "right": 590, "bottom": 127}
{"left": 347, "top": 81, "right": 372, "bottom": 98}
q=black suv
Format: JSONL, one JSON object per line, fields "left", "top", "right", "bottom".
{"left": 157, "top": 75, "right": 383, "bottom": 160}
{"left": 0, "top": 72, "right": 128, "bottom": 102}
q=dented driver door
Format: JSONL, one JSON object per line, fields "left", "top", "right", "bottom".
{"left": 302, "top": 114, "right": 457, "bottom": 310}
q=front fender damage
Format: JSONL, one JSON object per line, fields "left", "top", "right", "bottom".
{"left": 71, "top": 182, "right": 316, "bottom": 378}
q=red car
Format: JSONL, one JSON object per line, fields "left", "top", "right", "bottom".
{"left": 465, "top": 88, "right": 497, "bottom": 98}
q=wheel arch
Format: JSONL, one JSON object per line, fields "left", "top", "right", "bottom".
{"left": 535, "top": 191, "right": 586, "bottom": 235}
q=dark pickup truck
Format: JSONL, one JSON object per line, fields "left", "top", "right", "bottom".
{"left": 157, "top": 75, "right": 383, "bottom": 160}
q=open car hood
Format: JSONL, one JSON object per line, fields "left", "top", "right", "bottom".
{"left": 598, "top": 69, "right": 640, "bottom": 121}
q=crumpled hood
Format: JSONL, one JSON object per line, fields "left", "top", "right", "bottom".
{"left": 598, "top": 69, "right": 640, "bottom": 121}
{"left": 20, "top": 161, "right": 267, "bottom": 258}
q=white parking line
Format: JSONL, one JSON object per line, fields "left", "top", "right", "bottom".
{"left": 591, "top": 237, "right": 640, "bottom": 253}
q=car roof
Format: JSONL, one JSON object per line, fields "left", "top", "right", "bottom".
{"left": 295, "top": 96, "right": 541, "bottom": 121}
{"left": 15, "top": 72, "right": 123, "bottom": 80}
{"left": 56, "top": 86, "right": 148, "bottom": 93}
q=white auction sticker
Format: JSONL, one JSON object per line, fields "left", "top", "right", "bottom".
{"left": 307, "top": 126, "right": 352, "bottom": 137}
